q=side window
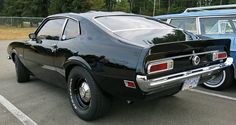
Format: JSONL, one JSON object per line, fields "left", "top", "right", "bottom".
{"left": 63, "top": 19, "right": 79, "bottom": 40}
{"left": 200, "top": 17, "right": 234, "bottom": 35}
{"left": 170, "top": 18, "right": 197, "bottom": 34}
{"left": 37, "top": 19, "right": 65, "bottom": 40}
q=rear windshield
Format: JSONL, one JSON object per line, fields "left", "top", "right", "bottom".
{"left": 95, "top": 16, "right": 171, "bottom": 32}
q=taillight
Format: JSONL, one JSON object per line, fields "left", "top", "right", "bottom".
{"left": 212, "top": 52, "right": 227, "bottom": 61}
{"left": 147, "top": 60, "right": 174, "bottom": 74}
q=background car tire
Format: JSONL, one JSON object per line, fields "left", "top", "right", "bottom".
{"left": 14, "top": 55, "right": 30, "bottom": 83}
{"left": 203, "top": 67, "right": 234, "bottom": 90}
{"left": 67, "top": 66, "right": 111, "bottom": 121}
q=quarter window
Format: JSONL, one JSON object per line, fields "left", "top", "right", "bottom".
{"left": 37, "top": 19, "right": 65, "bottom": 40}
{"left": 63, "top": 19, "right": 79, "bottom": 40}
{"left": 170, "top": 18, "right": 197, "bottom": 34}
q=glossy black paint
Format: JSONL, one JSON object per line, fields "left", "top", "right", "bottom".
{"left": 7, "top": 12, "right": 231, "bottom": 101}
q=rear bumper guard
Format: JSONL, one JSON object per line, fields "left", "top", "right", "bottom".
{"left": 136, "top": 57, "right": 233, "bottom": 92}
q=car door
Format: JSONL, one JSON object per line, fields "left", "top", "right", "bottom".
{"left": 52, "top": 18, "right": 81, "bottom": 85}
{"left": 24, "top": 18, "right": 66, "bottom": 85}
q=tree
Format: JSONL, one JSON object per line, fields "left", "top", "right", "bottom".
{"left": 91, "top": 0, "right": 106, "bottom": 11}
{"left": 1, "top": 0, "right": 236, "bottom": 17}
{"left": 113, "top": 0, "right": 130, "bottom": 12}
{"left": 48, "top": 0, "right": 93, "bottom": 14}
{"left": 0, "top": 0, "right": 4, "bottom": 15}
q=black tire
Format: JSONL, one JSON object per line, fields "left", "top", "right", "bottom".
{"left": 14, "top": 55, "right": 30, "bottom": 83}
{"left": 67, "top": 66, "right": 111, "bottom": 121}
{"left": 203, "top": 67, "right": 234, "bottom": 90}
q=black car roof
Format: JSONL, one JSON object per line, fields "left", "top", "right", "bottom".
{"left": 48, "top": 11, "right": 137, "bottom": 21}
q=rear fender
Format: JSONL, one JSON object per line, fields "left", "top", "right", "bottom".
{"left": 63, "top": 56, "right": 91, "bottom": 81}
{"left": 232, "top": 64, "right": 236, "bottom": 79}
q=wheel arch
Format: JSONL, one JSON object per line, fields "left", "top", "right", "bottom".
{"left": 64, "top": 57, "right": 111, "bottom": 96}
{"left": 10, "top": 49, "right": 18, "bottom": 62}
{"left": 64, "top": 56, "right": 92, "bottom": 81}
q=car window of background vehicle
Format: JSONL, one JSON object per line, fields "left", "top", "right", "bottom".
{"left": 200, "top": 17, "right": 235, "bottom": 35}
{"left": 170, "top": 18, "right": 197, "bottom": 34}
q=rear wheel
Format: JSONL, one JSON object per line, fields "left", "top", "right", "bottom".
{"left": 203, "top": 67, "right": 234, "bottom": 90}
{"left": 67, "top": 66, "right": 111, "bottom": 121}
{"left": 14, "top": 55, "right": 30, "bottom": 83}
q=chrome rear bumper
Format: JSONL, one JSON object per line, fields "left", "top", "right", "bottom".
{"left": 136, "top": 57, "right": 233, "bottom": 92}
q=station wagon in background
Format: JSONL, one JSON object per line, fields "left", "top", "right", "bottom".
{"left": 155, "top": 4, "right": 236, "bottom": 90}
{"left": 7, "top": 11, "right": 233, "bottom": 121}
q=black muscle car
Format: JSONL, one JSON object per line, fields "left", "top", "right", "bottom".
{"left": 7, "top": 11, "right": 233, "bottom": 121}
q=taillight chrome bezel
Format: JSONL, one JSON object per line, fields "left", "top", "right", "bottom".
{"left": 212, "top": 52, "right": 228, "bottom": 61}
{"left": 147, "top": 60, "right": 174, "bottom": 74}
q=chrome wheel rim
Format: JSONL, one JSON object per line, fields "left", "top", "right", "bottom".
{"left": 203, "top": 70, "right": 226, "bottom": 88}
{"left": 72, "top": 78, "right": 91, "bottom": 109}
{"left": 79, "top": 82, "right": 91, "bottom": 103}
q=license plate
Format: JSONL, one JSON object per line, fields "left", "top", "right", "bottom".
{"left": 182, "top": 76, "right": 200, "bottom": 91}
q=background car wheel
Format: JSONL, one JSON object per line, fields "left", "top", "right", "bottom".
{"left": 203, "top": 67, "right": 234, "bottom": 90}
{"left": 67, "top": 66, "right": 111, "bottom": 121}
{"left": 14, "top": 55, "right": 30, "bottom": 83}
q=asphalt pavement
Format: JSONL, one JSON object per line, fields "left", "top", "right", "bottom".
{"left": 0, "top": 40, "right": 236, "bottom": 125}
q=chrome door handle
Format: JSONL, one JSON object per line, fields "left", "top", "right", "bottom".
{"left": 51, "top": 44, "right": 57, "bottom": 53}
{"left": 51, "top": 44, "right": 57, "bottom": 49}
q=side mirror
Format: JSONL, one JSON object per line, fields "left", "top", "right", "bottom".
{"left": 29, "top": 33, "right": 36, "bottom": 40}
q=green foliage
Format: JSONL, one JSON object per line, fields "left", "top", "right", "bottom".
{"left": 48, "top": 0, "right": 93, "bottom": 14}
{"left": 0, "top": 0, "right": 4, "bottom": 14}
{"left": 91, "top": 0, "right": 106, "bottom": 11}
{"left": 1, "top": 0, "right": 236, "bottom": 17}
{"left": 113, "top": 0, "right": 130, "bottom": 12}
{"left": 1, "top": 0, "right": 48, "bottom": 17}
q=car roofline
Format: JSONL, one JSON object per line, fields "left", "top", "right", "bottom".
{"left": 154, "top": 9, "right": 236, "bottom": 19}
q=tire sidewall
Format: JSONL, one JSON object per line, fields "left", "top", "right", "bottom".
{"left": 203, "top": 70, "right": 226, "bottom": 88}
{"left": 203, "top": 67, "right": 233, "bottom": 90}
{"left": 67, "top": 67, "right": 99, "bottom": 120}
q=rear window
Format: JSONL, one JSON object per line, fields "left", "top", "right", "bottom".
{"left": 170, "top": 18, "right": 197, "bottom": 34}
{"left": 95, "top": 16, "right": 171, "bottom": 32}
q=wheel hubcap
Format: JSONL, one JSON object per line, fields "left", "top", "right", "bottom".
{"left": 79, "top": 82, "right": 91, "bottom": 103}
{"left": 204, "top": 70, "right": 226, "bottom": 88}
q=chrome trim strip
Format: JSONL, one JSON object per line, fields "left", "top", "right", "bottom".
{"left": 146, "top": 50, "right": 219, "bottom": 69}
{"left": 137, "top": 57, "right": 233, "bottom": 92}
{"left": 61, "top": 18, "right": 68, "bottom": 40}
{"left": 184, "top": 4, "right": 236, "bottom": 13}
{"left": 147, "top": 50, "right": 218, "bottom": 64}
{"left": 196, "top": 17, "right": 201, "bottom": 35}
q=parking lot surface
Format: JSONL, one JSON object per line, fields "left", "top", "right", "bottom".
{"left": 0, "top": 40, "right": 236, "bottom": 125}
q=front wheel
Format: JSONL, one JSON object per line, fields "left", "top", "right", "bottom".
{"left": 14, "top": 55, "right": 30, "bottom": 83}
{"left": 67, "top": 66, "right": 111, "bottom": 121}
{"left": 203, "top": 67, "right": 234, "bottom": 90}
